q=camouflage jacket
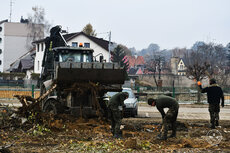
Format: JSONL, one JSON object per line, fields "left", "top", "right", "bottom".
{"left": 108, "top": 92, "right": 127, "bottom": 110}
{"left": 156, "top": 95, "right": 179, "bottom": 118}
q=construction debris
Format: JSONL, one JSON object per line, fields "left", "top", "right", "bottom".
{"left": 14, "top": 84, "right": 57, "bottom": 116}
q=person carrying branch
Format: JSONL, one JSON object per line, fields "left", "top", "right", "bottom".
{"left": 197, "top": 78, "right": 224, "bottom": 129}
{"left": 148, "top": 95, "right": 179, "bottom": 140}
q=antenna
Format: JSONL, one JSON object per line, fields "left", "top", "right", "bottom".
{"left": 9, "top": 0, "right": 14, "bottom": 22}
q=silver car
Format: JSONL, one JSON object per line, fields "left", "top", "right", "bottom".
{"left": 105, "top": 88, "right": 138, "bottom": 117}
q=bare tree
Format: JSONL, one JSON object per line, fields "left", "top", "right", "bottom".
{"left": 185, "top": 46, "right": 210, "bottom": 103}
{"left": 171, "top": 47, "right": 187, "bottom": 58}
{"left": 185, "top": 42, "right": 228, "bottom": 102}
{"left": 26, "top": 6, "right": 51, "bottom": 49}
{"left": 185, "top": 52, "right": 209, "bottom": 81}
{"left": 146, "top": 53, "right": 165, "bottom": 91}
{"left": 208, "top": 44, "right": 228, "bottom": 87}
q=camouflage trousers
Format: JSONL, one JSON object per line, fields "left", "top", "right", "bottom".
{"left": 209, "top": 104, "right": 220, "bottom": 124}
{"left": 108, "top": 108, "right": 122, "bottom": 136}
{"left": 162, "top": 108, "right": 178, "bottom": 137}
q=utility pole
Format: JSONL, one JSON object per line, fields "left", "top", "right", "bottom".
{"left": 108, "top": 31, "right": 111, "bottom": 62}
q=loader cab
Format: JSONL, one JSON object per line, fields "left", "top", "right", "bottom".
{"left": 53, "top": 47, "right": 94, "bottom": 63}
{"left": 41, "top": 46, "right": 94, "bottom": 83}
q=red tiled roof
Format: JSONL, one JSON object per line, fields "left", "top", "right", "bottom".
{"left": 127, "top": 56, "right": 135, "bottom": 67}
{"left": 136, "top": 56, "right": 145, "bottom": 65}
{"left": 136, "top": 68, "right": 143, "bottom": 75}
{"left": 126, "top": 56, "right": 145, "bottom": 67}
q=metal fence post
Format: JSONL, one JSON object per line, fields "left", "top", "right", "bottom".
{"left": 172, "top": 80, "right": 175, "bottom": 98}
{"left": 137, "top": 86, "right": 140, "bottom": 101}
{"left": 32, "top": 84, "right": 34, "bottom": 98}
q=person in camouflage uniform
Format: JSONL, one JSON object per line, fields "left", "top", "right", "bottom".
{"left": 198, "top": 78, "right": 224, "bottom": 129}
{"left": 108, "top": 92, "right": 129, "bottom": 138}
{"left": 148, "top": 95, "right": 179, "bottom": 140}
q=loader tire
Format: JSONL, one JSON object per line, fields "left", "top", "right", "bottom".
{"left": 43, "top": 99, "right": 63, "bottom": 114}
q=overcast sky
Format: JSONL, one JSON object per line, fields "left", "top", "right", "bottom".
{"left": 1, "top": 0, "right": 230, "bottom": 50}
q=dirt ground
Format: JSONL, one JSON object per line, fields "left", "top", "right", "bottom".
{"left": 1, "top": 112, "right": 230, "bottom": 153}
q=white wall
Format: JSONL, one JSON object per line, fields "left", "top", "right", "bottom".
{"left": 0, "top": 22, "right": 44, "bottom": 72}
{"left": 0, "top": 24, "right": 4, "bottom": 72}
{"left": 4, "top": 36, "right": 28, "bottom": 71}
{"left": 34, "top": 43, "right": 45, "bottom": 73}
{"left": 68, "top": 35, "right": 109, "bottom": 62}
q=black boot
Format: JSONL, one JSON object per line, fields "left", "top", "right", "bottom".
{"left": 113, "top": 134, "right": 122, "bottom": 139}
{"left": 215, "top": 120, "right": 219, "bottom": 126}
{"left": 169, "top": 131, "right": 176, "bottom": 138}
{"left": 157, "top": 133, "right": 167, "bottom": 140}
{"left": 157, "top": 135, "right": 167, "bottom": 140}
{"left": 210, "top": 122, "right": 215, "bottom": 129}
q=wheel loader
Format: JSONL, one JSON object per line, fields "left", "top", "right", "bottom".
{"left": 39, "top": 26, "right": 126, "bottom": 118}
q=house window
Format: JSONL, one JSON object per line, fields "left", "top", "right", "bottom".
{"left": 84, "top": 43, "right": 90, "bottom": 48}
{"left": 72, "top": 42, "right": 78, "bottom": 47}
{"left": 37, "top": 44, "right": 40, "bottom": 52}
{"left": 0, "top": 27, "right": 2, "bottom": 32}
{"left": 0, "top": 38, "right": 2, "bottom": 43}
{"left": 0, "top": 49, "right": 2, "bottom": 54}
{"left": 0, "top": 60, "right": 2, "bottom": 65}
{"left": 41, "top": 43, "right": 44, "bottom": 51}
{"left": 38, "top": 61, "right": 39, "bottom": 71}
{"left": 179, "top": 65, "right": 183, "bottom": 70}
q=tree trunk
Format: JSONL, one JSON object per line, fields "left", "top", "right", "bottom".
{"left": 157, "top": 80, "right": 163, "bottom": 91}
{"left": 196, "top": 87, "right": 202, "bottom": 104}
{"left": 153, "top": 72, "right": 159, "bottom": 90}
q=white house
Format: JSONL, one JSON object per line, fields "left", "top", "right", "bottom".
{"left": 170, "top": 57, "right": 187, "bottom": 76}
{"left": 177, "top": 58, "right": 187, "bottom": 76}
{"left": 33, "top": 32, "right": 111, "bottom": 74}
{"left": 0, "top": 20, "right": 44, "bottom": 72}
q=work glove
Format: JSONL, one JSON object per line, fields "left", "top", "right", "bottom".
{"left": 197, "top": 81, "right": 202, "bottom": 86}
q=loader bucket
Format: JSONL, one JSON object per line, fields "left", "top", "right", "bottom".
{"left": 55, "top": 62, "right": 126, "bottom": 84}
